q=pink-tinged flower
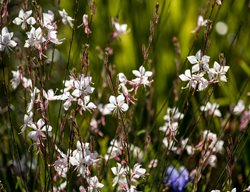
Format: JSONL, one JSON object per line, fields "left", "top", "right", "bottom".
{"left": 105, "top": 94, "right": 129, "bottom": 114}
{"left": 208, "top": 61, "right": 230, "bottom": 82}
{"left": 132, "top": 66, "right": 153, "bottom": 87}
{"left": 118, "top": 73, "right": 128, "bottom": 84}
{"left": 232, "top": 100, "right": 245, "bottom": 115}
{"left": 59, "top": 9, "right": 74, "bottom": 28}
{"left": 47, "top": 30, "right": 63, "bottom": 45}
{"left": 24, "top": 27, "right": 46, "bottom": 49}
{"left": 179, "top": 69, "right": 208, "bottom": 91}
{"left": 200, "top": 102, "right": 222, "bottom": 117}
{"left": 192, "top": 16, "right": 208, "bottom": 33}
{"left": 42, "top": 10, "right": 55, "bottom": 30}
{"left": 201, "top": 130, "right": 224, "bottom": 154}
{"left": 187, "top": 50, "right": 210, "bottom": 73}
{"left": 54, "top": 146, "right": 69, "bottom": 178}
{"left": 69, "top": 141, "right": 99, "bottom": 177}
{"left": 86, "top": 176, "right": 104, "bottom": 192}
{"left": 13, "top": 9, "right": 36, "bottom": 30}
{"left": 148, "top": 159, "right": 158, "bottom": 168}
{"left": 28, "top": 119, "right": 52, "bottom": 143}
{"left": 0, "top": 27, "right": 17, "bottom": 52}
{"left": 77, "top": 96, "right": 96, "bottom": 112}
{"left": 131, "top": 163, "right": 146, "bottom": 182}
{"left": 72, "top": 75, "right": 94, "bottom": 97}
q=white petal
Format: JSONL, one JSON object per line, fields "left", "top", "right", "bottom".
{"left": 26, "top": 17, "right": 36, "bottom": 25}
{"left": 192, "top": 64, "right": 200, "bottom": 73}
{"left": 220, "top": 75, "right": 227, "bottom": 82}
{"left": 24, "top": 10, "right": 33, "bottom": 18}
{"left": 187, "top": 56, "right": 198, "bottom": 64}
{"left": 18, "top": 9, "right": 25, "bottom": 18}
{"left": 121, "top": 103, "right": 129, "bottom": 112}
{"left": 37, "top": 119, "right": 45, "bottom": 129}
{"left": 179, "top": 74, "right": 189, "bottom": 81}
{"left": 145, "top": 71, "right": 153, "bottom": 77}
{"left": 116, "top": 94, "right": 125, "bottom": 103}
{"left": 9, "top": 40, "right": 17, "bottom": 48}
{"left": 109, "top": 95, "right": 116, "bottom": 105}
{"left": 13, "top": 17, "right": 23, "bottom": 25}
{"left": 196, "top": 50, "right": 202, "bottom": 60}
{"left": 72, "top": 89, "right": 82, "bottom": 97}
{"left": 132, "top": 70, "right": 141, "bottom": 77}
{"left": 213, "top": 61, "right": 221, "bottom": 71}
{"left": 223, "top": 66, "right": 230, "bottom": 72}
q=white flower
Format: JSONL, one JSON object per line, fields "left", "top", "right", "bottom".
{"left": 148, "top": 159, "right": 158, "bottom": 168}
{"left": 54, "top": 146, "right": 69, "bottom": 178}
{"left": 111, "top": 163, "right": 128, "bottom": 186}
{"left": 200, "top": 102, "right": 222, "bottom": 117}
{"left": 132, "top": 66, "right": 153, "bottom": 86}
{"left": 105, "top": 139, "right": 123, "bottom": 160}
{"left": 87, "top": 176, "right": 104, "bottom": 192}
{"left": 43, "top": 89, "right": 60, "bottom": 101}
{"left": 13, "top": 9, "right": 36, "bottom": 30}
{"left": 162, "top": 137, "right": 177, "bottom": 151}
{"left": 163, "top": 107, "right": 184, "bottom": 122}
{"left": 47, "top": 29, "right": 63, "bottom": 45}
{"left": 207, "top": 154, "right": 217, "bottom": 167}
{"left": 114, "top": 21, "right": 128, "bottom": 35}
{"left": 179, "top": 69, "right": 208, "bottom": 91}
{"left": 69, "top": 141, "right": 99, "bottom": 177}
{"left": 22, "top": 77, "right": 32, "bottom": 88}
{"left": 118, "top": 73, "right": 127, "bottom": 84}
{"left": 24, "top": 27, "right": 46, "bottom": 49}
{"left": 77, "top": 96, "right": 96, "bottom": 112}
{"left": 209, "top": 61, "right": 230, "bottom": 82}
{"left": 59, "top": 9, "right": 74, "bottom": 28}
{"left": 27, "top": 87, "right": 40, "bottom": 113}
{"left": 202, "top": 130, "right": 224, "bottom": 153}
{"left": 11, "top": 70, "right": 21, "bottom": 89}
{"left": 192, "top": 15, "right": 208, "bottom": 33}
{"left": 21, "top": 112, "right": 33, "bottom": 132}
{"left": 43, "top": 10, "right": 55, "bottom": 30}
{"left": 130, "top": 163, "right": 146, "bottom": 182}
{"left": 105, "top": 94, "right": 129, "bottom": 114}
{"left": 28, "top": 118, "right": 52, "bottom": 143}
{"left": 0, "top": 27, "right": 17, "bottom": 52}
{"left": 232, "top": 100, "right": 245, "bottom": 115}
{"left": 72, "top": 75, "right": 95, "bottom": 97}
{"left": 187, "top": 50, "right": 210, "bottom": 73}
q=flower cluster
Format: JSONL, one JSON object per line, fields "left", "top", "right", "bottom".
{"left": 59, "top": 74, "right": 96, "bottom": 112}
{"left": 102, "top": 65, "right": 153, "bottom": 115}
{"left": 179, "top": 50, "right": 229, "bottom": 91}
{"left": 13, "top": 8, "right": 73, "bottom": 59}
{"left": 54, "top": 141, "right": 103, "bottom": 191}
